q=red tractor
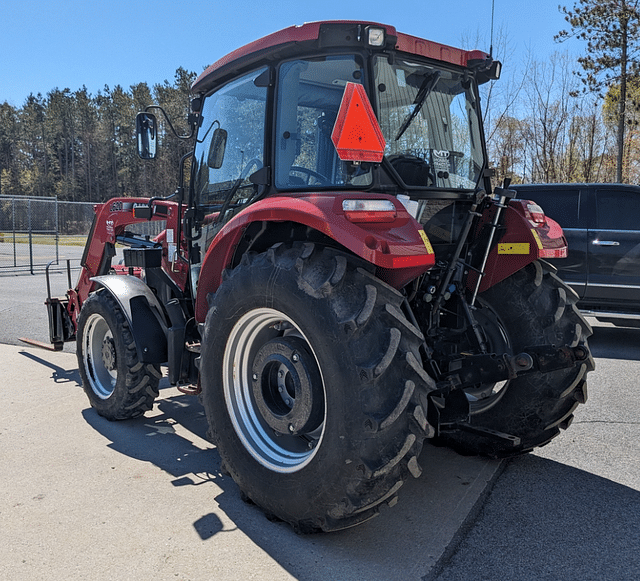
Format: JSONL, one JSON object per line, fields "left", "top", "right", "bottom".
{"left": 46, "top": 22, "right": 594, "bottom": 533}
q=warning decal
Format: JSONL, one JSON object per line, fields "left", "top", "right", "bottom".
{"left": 530, "top": 229, "right": 544, "bottom": 250}
{"left": 419, "top": 230, "right": 434, "bottom": 254}
{"left": 498, "top": 243, "right": 530, "bottom": 255}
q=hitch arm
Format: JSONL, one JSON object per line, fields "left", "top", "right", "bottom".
{"left": 426, "top": 343, "right": 593, "bottom": 441}
{"left": 437, "top": 344, "right": 591, "bottom": 391}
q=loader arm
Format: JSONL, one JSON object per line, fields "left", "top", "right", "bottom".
{"left": 68, "top": 197, "right": 186, "bottom": 329}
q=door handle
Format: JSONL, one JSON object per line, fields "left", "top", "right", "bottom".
{"left": 592, "top": 240, "right": 620, "bottom": 246}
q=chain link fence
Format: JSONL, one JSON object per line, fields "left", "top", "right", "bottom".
{"left": 0, "top": 196, "right": 165, "bottom": 274}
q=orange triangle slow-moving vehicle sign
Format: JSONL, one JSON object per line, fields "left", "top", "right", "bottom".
{"left": 331, "top": 82, "right": 386, "bottom": 163}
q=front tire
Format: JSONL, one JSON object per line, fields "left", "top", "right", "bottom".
{"left": 77, "top": 290, "right": 161, "bottom": 420}
{"left": 441, "top": 260, "right": 595, "bottom": 457}
{"left": 200, "top": 244, "right": 435, "bottom": 532}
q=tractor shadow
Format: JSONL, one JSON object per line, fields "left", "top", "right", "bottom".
{"left": 19, "top": 350, "right": 83, "bottom": 385}
{"left": 80, "top": 379, "right": 501, "bottom": 576}
{"left": 426, "top": 454, "right": 640, "bottom": 581}
{"left": 81, "top": 388, "right": 640, "bottom": 581}
{"left": 82, "top": 382, "right": 220, "bottom": 485}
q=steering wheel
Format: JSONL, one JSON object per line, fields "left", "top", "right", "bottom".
{"left": 290, "top": 166, "right": 330, "bottom": 186}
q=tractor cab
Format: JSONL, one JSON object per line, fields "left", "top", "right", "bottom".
{"left": 170, "top": 21, "right": 501, "bottom": 292}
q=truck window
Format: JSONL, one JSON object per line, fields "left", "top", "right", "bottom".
{"left": 530, "top": 189, "right": 581, "bottom": 229}
{"left": 597, "top": 189, "right": 640, "bottom": 230}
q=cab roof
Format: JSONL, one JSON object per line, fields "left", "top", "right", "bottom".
{"left": 192, "top": 21, "right": 490, "bottom": 95}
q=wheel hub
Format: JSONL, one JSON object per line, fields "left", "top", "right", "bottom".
{"left": 251, "top": 336, "right": 324, "bottom": 436}
{"left": 101, "top": 336, "right": 117, "bottom": 371}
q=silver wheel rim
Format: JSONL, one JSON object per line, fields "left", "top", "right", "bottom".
{"left": 82, "top": 313, "right": 117, "bottom": 400}
{"left": 223, "top": 307, "right": 326, "bottom": 473}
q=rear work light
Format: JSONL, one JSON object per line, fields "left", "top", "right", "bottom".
{"left": 366, "top": 26, "right": 386, "bottom": 47}
{"left": 524, "top": 201, "right": 547, "bottom": 227}
{"left": 343, "top": 199, "right": 397, "bottom": 223}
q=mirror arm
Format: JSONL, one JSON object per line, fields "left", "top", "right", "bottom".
{"left": 145, "top": 105, "right": 200, "bottom": 140}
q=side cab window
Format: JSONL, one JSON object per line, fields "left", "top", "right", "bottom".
{"left": 516, "top": 187, "right": 582, "bottom": 229}
{"left": 541, "top": 189, "right": 581, "bottom": 229}
{"left": 192, "top": 68, "right": 268, "bottom": 216}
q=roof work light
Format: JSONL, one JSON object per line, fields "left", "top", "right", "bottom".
{"left": 366, "top": 26, "right": 386, "bottom": 47}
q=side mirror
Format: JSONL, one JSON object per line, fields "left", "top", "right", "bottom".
{"left": 207, "top": 127, "right": 228, "bottom": 169}
{"left": 136, "top": 112, "right": 158, "bottom": 160}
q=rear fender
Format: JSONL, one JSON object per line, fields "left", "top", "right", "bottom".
{"left": 91, "top": 275, "right": 168, "bottom": 364}
{"left": 467, "top": 202, "right": 568, "bottom": 293}
{"left": 194, "top": 194, "right": 435, "bottom": 322}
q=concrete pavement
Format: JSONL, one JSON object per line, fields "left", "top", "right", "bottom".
{"left": 0, "top": 343, "right": 503, "bottom": 581}
{"left": 3, "top": 268, "right": 638, "bottom": 580}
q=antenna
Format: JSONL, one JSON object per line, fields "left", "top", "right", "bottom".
{"left": 490, "top": 0, "right": 495, "bottom": 57}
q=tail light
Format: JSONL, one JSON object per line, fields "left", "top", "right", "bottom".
{"left": 342, "top": 199, "right": 397, "bottom": 223}
{"left": 540, "top": 247, "right": 568, "bottom": 259}
{"left": 524, "top": 201, "right": 547, "bottom": 227}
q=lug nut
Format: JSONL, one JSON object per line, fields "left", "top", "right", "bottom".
{"left": 252, "top": 373, "right": 258, "bottom": 381}
{"left": 292, "top": 353, "right": 299, "bottom": 362}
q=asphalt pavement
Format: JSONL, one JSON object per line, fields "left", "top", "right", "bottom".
{"left": 430, "top": 340, "right": 640, "bottom": 581}
{"left": 1, "top": 269, "right": 639, "bottom": 580}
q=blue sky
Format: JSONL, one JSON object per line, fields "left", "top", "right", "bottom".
{"left": 1, "top": 0, "right": 582, "bottom": 107}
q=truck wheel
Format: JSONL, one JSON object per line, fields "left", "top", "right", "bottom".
{"left": 200, "top": 243, "right": 435, "bottom": 532}
{"left": 441, "top": 260, "right": 595, "bottom": 457}
{"left": 77, "top": 290, "right": 161, "bottom": 420}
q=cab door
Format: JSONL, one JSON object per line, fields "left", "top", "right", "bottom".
{"left": 584, "top": 186, "right": 640, "bottom": 310}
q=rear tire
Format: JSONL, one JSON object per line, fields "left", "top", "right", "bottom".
{"left": 440, "top": 260, "right": 595, "bottom": 457}
{"left": 200, "top": 243, "right": 435, "bottom": 532}
{"left": 77, "top": 290, "right": 161, "bottom": 420}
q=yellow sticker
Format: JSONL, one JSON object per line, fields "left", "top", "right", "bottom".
{"left": 419, "top": 229, "right": 434, "bottom": 254}
{"left": 498, "top": 243, "right": 530, "bottom": 254}
{"left": 530, "top": 228, "right": 544, "bottom": 250}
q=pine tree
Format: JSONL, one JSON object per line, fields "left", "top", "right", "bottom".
{"left": 556, "top": 0, "right": 640, "bottom": 182}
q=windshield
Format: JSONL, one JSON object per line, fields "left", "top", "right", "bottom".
{"left": 374, "top": 55, "right": 485, "bottom": 191}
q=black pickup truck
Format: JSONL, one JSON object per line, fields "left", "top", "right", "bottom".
{"left": 511, "top": 183, "right": 640, "bottom": 327}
